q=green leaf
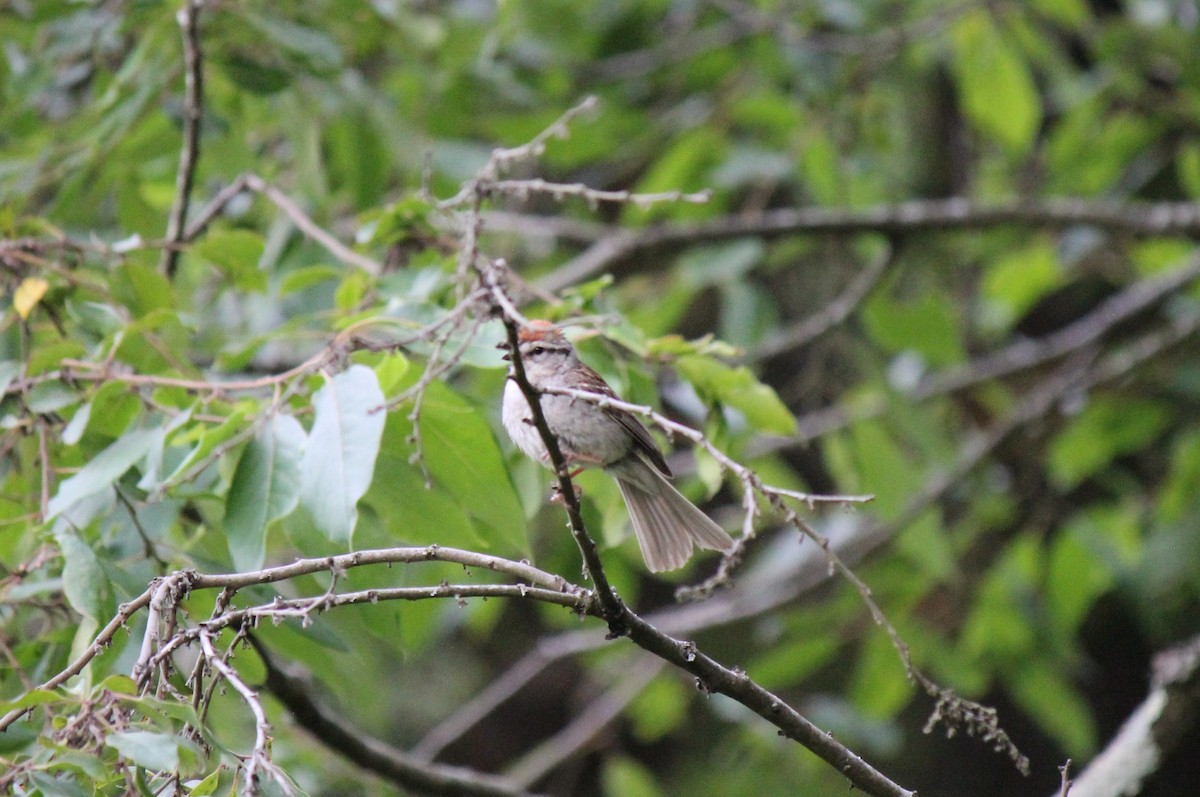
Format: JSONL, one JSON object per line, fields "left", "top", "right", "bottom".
{"left": 678, "top": 239, "right": 764, "bottom": 289}
{"left": 675, "top": 355, "right": 796, "bottom": 435}
{"left": 187, "top": 770, "right": 222, "bottom": 796}
{"left": 244, "top": 11, "right": 343, "bottom": 74}
{"left": 623, "top": 128, "right": 726, "bottom": 223}
{"left": 951, "top": 10, "right": 1041, "bottom": 154}
{"left": 163, "top": 410, "right": 247, "bottom": 485}
{"left": 980, "top": 242, "right": 1064, "bottom": 332}
{"left": 602, "top": 757, "right": 663, "bottom": 797}
{"left": 1031, "top": 0, "right": 1089, "bottom": 25}
{"left": 54, "top": 527, "right": 110, "bottom": 621}
{"left": 862, "top": 291, "right": 966, "bottom": 366}
{"left": 115, "top": 261, "right": 174, "bottom": 315}
{"left": 0, "top": 360, "right": 21, "bottom": 398}
{"left": 61, "top": 401, "right": 92, "bottom": 446}
{"left": 98, "top": 674, "right": 138, "bottom": 695}
{"left": 27, "top": 340, "right": 88, "bottom": 375}
{"left": 1048, "top": 397, "right": 1171, "bottom": 488}
{"left": 47, "top": 428, "right": 162, "bottom": 519}
{"left": 363, "top": 449, "right": 484, "bottom": 549}
{"left": 749, "top": 635, "right": 841, "bottom": 690}
{"left": 961, "top": 535, "right": 1041, "bottom": 662}
{"left": 279, "top": 264, "right": 342, "bottom": 296}
{"left": 107, "top": 730, "right": 181, "bottom": 772}
{"left": 300, "top": 365, "right": 385, "bottom": 546}
{"left": 628, "top": 677, "right": 689, "bottom": 743}
{"left": 0, "top": 689, "right": 66, "bottom": 713}
{"left": 224, "top": 414, "right": 306, "bottom": 570}
{"left": 191, "top": 230, "right": 267, "bottom": 292}
{"left": 848, "top": 631, "right": 912, "bottom": 718}
{"left": 412, "top": 382, "right": 529, "bottom": 554}
{"left": 1158, "top": 428, "right": 1200, "bottom": 523}
{"left": 217, "top": 52, "right": 292, "bottom": 94}
{"left": 26, "top": 381, "right": 80, "bottom": 413}
{"left": 67, "top": 300, "right": 125, "bottom": 338}
{"left": 1046, "top": 525, "right": 1114, "bottom": 634}
{"left": 1009, "top": 660, "right": 1096, "bottom": 757}
{"left": 27, "top": 772, "right": 90, "bottom": 797}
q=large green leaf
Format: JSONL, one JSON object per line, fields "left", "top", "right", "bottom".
{"left": 47, "top": 428, "right": 162, "bottom": 519}
{"left": 224, "top": 413, "right": 307, "bottom": 570}
{"left": 299, "top": 365, "right": 385, "bottom": 546}
{"left": 107, "top": 730, "right": 193, "bottom": 773}
{"left": 409, "top": 381, "right": 529, "bottom": 555}
{"left": 363, "top": 449, "right": 484, "bottom": 549}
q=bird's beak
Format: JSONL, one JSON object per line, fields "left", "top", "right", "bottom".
{"left": 497, "top": 341, "right": 512, "bottom": 361}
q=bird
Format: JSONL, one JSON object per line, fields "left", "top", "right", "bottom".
{"left": 501, "top": 320, "right": 734, "bottom": 572}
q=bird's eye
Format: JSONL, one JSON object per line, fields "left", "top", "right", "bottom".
{"left": 531, "top": 346, "right": 545, "bottom": 356}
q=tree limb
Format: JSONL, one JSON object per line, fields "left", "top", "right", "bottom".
{"left": 253, "top": 639, "right": 548, "bottom": 797}
{"left": 1063, "top": 634, "right": 1200, "bottom": 797}
{"left": 530, "top": 197, "right": 1200, "bottom": 292}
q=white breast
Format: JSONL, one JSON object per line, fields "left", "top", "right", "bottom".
{"left": 502, "top": 378, "right": 550, "bottom": 465}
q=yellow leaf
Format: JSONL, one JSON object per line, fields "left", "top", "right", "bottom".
{"left": 14, "top": 277, "right": 49, "bottom": 319}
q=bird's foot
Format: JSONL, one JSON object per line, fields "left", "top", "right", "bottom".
{"left": 550, "top": 483, "right": 583, "bottom": 505}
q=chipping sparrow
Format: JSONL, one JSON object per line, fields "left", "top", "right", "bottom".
{"left": 502, "top": 320, "right": 734, "bottom": 572}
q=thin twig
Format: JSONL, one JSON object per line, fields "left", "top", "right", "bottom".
{"left": 199, "top": 628, "right": 292, "bottom": 796}
{"left": 1057, "top": 760, "right": 1072, "bottom": 797}
{"left": 476, "top": 179, "right": 711, "bottom": 209}
{"left": 161, "top": 0, "right": 205, "bottom": 278}
{"left": 35, "top": 418, "right": 51, "bottom": 521}
{"left": 245, "top": 174, "right": 381, "bottom": 274}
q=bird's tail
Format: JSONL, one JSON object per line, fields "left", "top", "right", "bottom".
{"left": 615, "top": 462, "right": 733, "bottom": 572}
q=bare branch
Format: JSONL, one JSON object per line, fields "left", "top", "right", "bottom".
{"left": 245, "top": 174, "right": 382, "bottom": 274}
{"left": 253, "top": 639, "right": 547, "bottom": 797}
{"left": 0, "top": 589, "right": 155, "bottom": 730}
{"left": 199, "top": 628, "right": 293, "bottom": 796}
{"left": 475, "top": 179, "right": 711, "bottom": 210}
{"left": 177, "top": 172, "right": 383, "bottom": 273}
{"left": 1064, "top": 635, "right": 1200, "bottom": 797}
{"left": 160, "top": 0, "right": 205, "bottom": 278}
{"left": 415, "top": 514, "right": 894, "bottom": 759}
{"left": 749, "top": 245, "right": 893, "bottom": 362}
{"left": 915, "top": 249, "right": 1200, "bottom": 398}
{"left": 535, "top": 197, "right": 1200, "bottom": 292}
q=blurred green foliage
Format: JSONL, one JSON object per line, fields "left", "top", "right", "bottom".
{"left": 3, "top": 1, "right": 1200, "bottom": 795}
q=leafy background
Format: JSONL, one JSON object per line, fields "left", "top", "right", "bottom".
{"left": 3, "top": 0, "right": 1200, "bottom": 795}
